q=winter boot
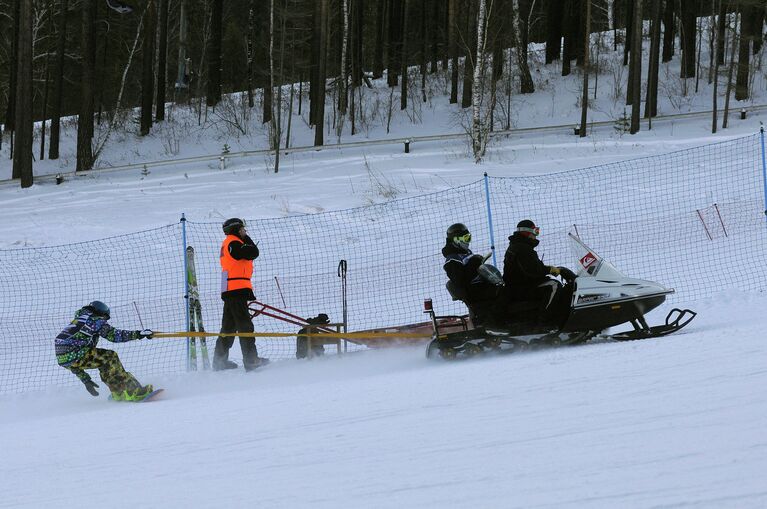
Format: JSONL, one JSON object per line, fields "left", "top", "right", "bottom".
{"left": 212, "top": 358, "right": 238, "bottom": 371}
{"left": 244, "top": 357, "right": 270, "bottom": 372}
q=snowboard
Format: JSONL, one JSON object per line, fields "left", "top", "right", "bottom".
{"left": 108, "top": 388, "right": 165, "bottom": 402}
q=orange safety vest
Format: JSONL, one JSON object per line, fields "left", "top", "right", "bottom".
{"left": 220, "top": 235, "right": 253, "bottom": 292}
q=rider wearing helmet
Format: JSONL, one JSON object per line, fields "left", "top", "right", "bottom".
{"left": 442, "top": 223, "right": 498, "bottom": 323}
{"left": 214, "top": 218, "right": 269, "bottom": 372}
{"left": 55, "top": 301, "right": 155, "bottom": 401}
{"left": 503, "top": 220, "right": 575, "bottom": 324}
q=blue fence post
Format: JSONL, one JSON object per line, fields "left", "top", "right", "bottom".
{"left": 181, "top": 213, "right": 191, "bottom": 371}
{"left": 761, "top": 125, "right": 767, "bottom": 225}
{"left": 483, "top": 173, "right": 498, "bottom": 267}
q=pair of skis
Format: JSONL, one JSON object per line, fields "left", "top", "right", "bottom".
{"left": 186, "top": 246, "right": 211, "bottom": 370}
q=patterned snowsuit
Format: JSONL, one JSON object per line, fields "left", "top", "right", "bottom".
{"left": 55, "top": 308, "right": 143, "bottom": 393}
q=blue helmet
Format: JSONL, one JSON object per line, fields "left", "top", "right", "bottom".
{"left": 86, "top": 300, "right": 110, "bottom": 319}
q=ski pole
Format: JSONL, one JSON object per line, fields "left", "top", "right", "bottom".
{"left": 133, "top": 301, "right": 145, "bottom": 329}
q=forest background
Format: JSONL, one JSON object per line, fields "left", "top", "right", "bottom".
{"left": 1, "top": 0, "right": 766, "bottom": 187}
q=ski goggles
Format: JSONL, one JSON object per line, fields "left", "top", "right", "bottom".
{"left": 517, "top": 226, "right": 540, "bottom": 236}
{"left": 454, "top": 233, "right": 472, "bottom": 244}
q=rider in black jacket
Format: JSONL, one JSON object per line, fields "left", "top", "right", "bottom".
{"left": 442, "top": 223, "right": 498, "bottom": 323}
{"left": 503, "top": 220, "right": 575, "bottom": 324}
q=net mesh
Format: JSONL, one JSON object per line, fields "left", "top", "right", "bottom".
{"left": 1, "top": 133, "right": 765, "bottom": 394}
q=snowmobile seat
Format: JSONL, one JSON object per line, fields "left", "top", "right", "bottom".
{"left": 446, "top": 281, "right": 499, "bottom": 327}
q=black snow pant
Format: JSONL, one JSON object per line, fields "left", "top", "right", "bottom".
{"left": 214, "top": 293, "right": 259, "bottom": 369}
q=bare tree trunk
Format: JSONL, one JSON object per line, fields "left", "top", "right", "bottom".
{"left": 712, "top": 0, "right": 720, "bottom": 133}
{"left": 662, "top": 0, "right": 675, "bottom": 62}
{"left": 629, "top": 0, "right": 642, "bottom": 134}
{"left": 695, "top": 15, "right": 703, "bottom": 92}
{"left": 96, "top": 7, "right": 109, "bottom": 125}
{"left": 206, "top": 0, "right": 223, "bottom": 107}
{"left": 461, "top": 0, "right": 476, "bottom": 108}
{"left": 562, "top": 0, "right": 573, "bottom": 76}
{"left": 48, "top": 0, "right": 68, "bottom": 160}
{"left": 723, "top": 2, "right": 738, "bottom": 128}
{"left": 546, "top": 0, "right": 563, "bottom": 63}
{"left": 247, "top": 0, "right": 255, "bottom": 107}
{"left": 353, "top": 0, "right": 364, "bottom": 87}
{"left": 174, "top": 0, "right": 189, "bottom": 103}
{"left": 373, "top": 0, "right": 385, "bottom": 78}
{"left": 40, "top": 0, "right": 55, "bottom": 162}
{"left": 644, "top": 0, "right": 661, "bottom": 118}
{"left": 580, "top": 0, "right": 591, "bottom": 137}
{"left": 449, "top": 0, "right": 458, "bottom": 103}
{"left": 5, "top": 0, "right": 20, "bottom": 145}
{"left": 154, "top": 0, "right": 168, "bottom": 121}
{"left": 716, "top": 0, "right": 727, "bottom": 64}
{"left": 735, "top": 2, "right": 753, "bottom": 100}
{"left": 400, "top": 0, "right": 410, "bottom": 110}
{"left": 76, "top": 0, "right": 97, "bottom": 171}
{"left": 420, "top": 0, "right": 428, "bottom": 102}
{"left": 269, "top": 0, "right": 276, "bottom": 147}
{"left": 680, "top": 0, "right": 696, "bottom": 78}
{"left": 310, "top": 0, "right": 321, "bottom": 125}
{"left": 472, "top": 0, "right": 488, "bottom": 161}
{"left": 314, "top": 0, "right": 328, "bottom": 146}
{"left": 387, "top": 0, "right": 402, "bottom": 87}
{"left": 512, "top": 0, "right": 535, "bottom": 92}
{"left": 263, "top": 3, "right": 273, "bottom": 124}
{"left": 140, "top": 0, "right": 156, "bottom": 135}
{"left": 340, "top": 0, "right": 349, "bottom": 118}
{"left": 14, "top": 0, "right": 33, "bottom": 187}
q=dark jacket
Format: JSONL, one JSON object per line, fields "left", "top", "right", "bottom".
{"left": 503, "top": 232, "right": 551, "bottom": 291}
{"left": 223, "top": 234, "right": 259, "bottom": 300}
{"left": 442, "top": 242, "right": 495, "bottom": 304}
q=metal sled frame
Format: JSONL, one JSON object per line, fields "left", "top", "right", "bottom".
{"left": 610, "top": 308, "right": 697, "bottom": 341}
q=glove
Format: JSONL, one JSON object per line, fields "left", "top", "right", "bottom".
{"left": 467, "top": 254, "right": 484, "bottom": 270}
{"left": 83, "top": 380, "right": 99, "bottom": 397}
{"left": 138, "top": 329, "right": 154, "bottom": 339}
{"left": 558, "top": 267, "right": 577, "bottom": 282}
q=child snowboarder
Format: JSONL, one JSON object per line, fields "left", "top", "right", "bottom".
{"left": 55, "top": 300, "right": 155, "bottom": 401}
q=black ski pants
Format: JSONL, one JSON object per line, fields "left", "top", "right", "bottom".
{"left": 215, "top": 293, "right": 259, "bottom": 368}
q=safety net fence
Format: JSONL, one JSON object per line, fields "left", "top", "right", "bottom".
{"left": 1, "top": 133, "right": 765, "bottom": 394}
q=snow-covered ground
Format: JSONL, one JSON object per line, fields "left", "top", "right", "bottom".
{"left": 1, "top": 292, "right": 766, "bottom": 508}
{"left": 2, "top": 27, "right": 767, "bottom": 508}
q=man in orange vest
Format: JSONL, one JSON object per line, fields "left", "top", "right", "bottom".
{"left": 214, "top": 218, "right": 269, "bottom": 371}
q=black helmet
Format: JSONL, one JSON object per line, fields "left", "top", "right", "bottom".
{"left": 222, "top": 218, "right": 245, "bottom": 235}
{"left": 86, "top": 300, "right": 110, "bottom": 319}
{"left": 446, "top": 223, "right": 470, "bottom": 239}
{"left": 516, "top": 219, "right": 539, "bottom": 237}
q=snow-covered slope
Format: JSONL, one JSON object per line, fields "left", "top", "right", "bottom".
{"left": 1, "top": 292, "right": 765, "bottom": 508}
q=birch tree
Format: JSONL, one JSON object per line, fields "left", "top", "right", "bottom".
{"left": 472, "top": 0, "right": 489, "bottom": 162}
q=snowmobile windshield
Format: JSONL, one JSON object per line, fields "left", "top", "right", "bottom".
{"left": 567, "top": 233, "right": 627, "bottom": 280}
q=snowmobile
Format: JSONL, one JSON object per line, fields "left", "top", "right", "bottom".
{"left": 425, "top": 233, "right": 696, "bottom": 360}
